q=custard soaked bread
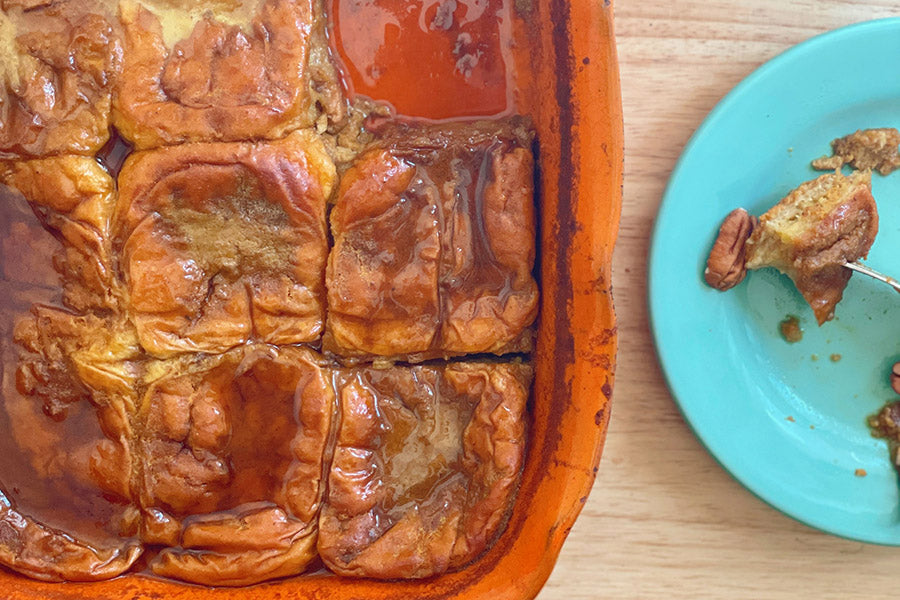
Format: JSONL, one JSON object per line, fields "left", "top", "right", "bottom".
{"left": 744, "top": 171, "right": 878, "bottom": 324}
{"left": 319, "top": 362, "right": 530, "bottom": 579}
{"left": 138, "top": 346, "right": 334, "bottom": 586}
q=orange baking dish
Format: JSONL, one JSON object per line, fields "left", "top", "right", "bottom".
{"left": 0, "top": 0, "right": 622, "bottom": 597}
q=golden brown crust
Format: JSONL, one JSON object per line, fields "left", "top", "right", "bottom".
{"left": 0, "top": 1, "right": 120, "bottom": 158}
{"left": 115, "top": 131, "right": 335, "bottom": 357}
{"left": 324, "top": 121, "right": 538, "bottom": 361}
{"left": 746, "top": 171, "right": 878, "bottom": 324}
{"left": 113, "top": 0, "right": 344, "bottom": 149}
{"left": 445, "top": 364, "right": 529, "bottom": 568}
{"left": 812, "top": 128, "right": 900, "bottom": 175}
{"left": 704, "top": 208, "right": 757, "bottom": 291}
{"left": 318, "top": 362, "right": 529, "bottom": 579}
{"left": 138, "top": 345, "right": 333, "bottom": 585}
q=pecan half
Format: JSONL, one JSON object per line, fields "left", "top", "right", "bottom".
{"left": 704, "top": 208, "right": 757, "bottom": 291}
{"left": 892, "top": 362, "right": 900, "bottom": 396}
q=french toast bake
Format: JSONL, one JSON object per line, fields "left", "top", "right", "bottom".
{"left": 0, "top": 0, "right": 538, "bottom": 586}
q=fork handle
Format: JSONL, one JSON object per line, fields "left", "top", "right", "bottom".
{"left": 844, "top": 261, "right": 900, "bottom": 293}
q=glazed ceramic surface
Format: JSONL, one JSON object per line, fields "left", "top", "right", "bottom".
{"left": 0, "top": 0, "right": 622, "bottom": 597}
{"left": 651, "top": 19, "right": 900, "bottom": 545}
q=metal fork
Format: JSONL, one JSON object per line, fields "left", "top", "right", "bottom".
{"left": 845, "top": 261, "right": 900, "bottom": 293}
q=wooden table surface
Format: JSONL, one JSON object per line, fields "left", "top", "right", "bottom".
{"left": 538, "top": 2, "right": 900, "bottom": 598}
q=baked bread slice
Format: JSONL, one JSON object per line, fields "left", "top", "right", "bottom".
{"left": 114, "top": 0, "right": 345, "bottom": 149}
{"left": 324, "top": 120, "right": 538, "bottom": 362}
{"left": 318, "top": 362, "right": 530, "bottom": 579}
{"left": 745, "top": 171, "right": 878, "bottom": 324}
{"left": 115, "top": 130, "right": 335, "bottom": 358}
{"left": 0, "top": 0, "right": 121, "bottom": 158}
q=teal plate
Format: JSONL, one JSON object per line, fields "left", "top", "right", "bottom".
{"left": 650, "top": 18, "right": 900, "bottom": 545}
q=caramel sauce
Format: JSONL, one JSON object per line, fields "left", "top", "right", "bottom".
{"left": 359, "top": 368, "right": 473, "bottom": 516}
{"left": 0, "top": 378, "right": 131, "bottom": 546}
{"left": 441, "top": 143, "right": 506, "bottom": 289}
{"left": 380, "top": 387, "right": 467, "bottom": 512}
{"left": 96, "top": 131, "right": 133, "bottom": 180}
{"left": 779, "top": 315, "right": 803, "bottom": 344}
{"left": 331, "top": 0, "right": 515, "bottom": 120}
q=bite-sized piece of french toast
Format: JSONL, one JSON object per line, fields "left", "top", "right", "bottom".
{"left": 0, "top": 0, "right": 121, "bottom": 158}
{"left": 318, "top": 361, "right": 530, "bottom": 579}
{"left": 137, "top": 345, "right": 334, "bottom": 586}
{"left": 115, "top": 130, "right": 335, "bottom": 358}
{"left": 745, "top": 170, "right": 878, "bottom": 324}
{"left": 325, "top": 119, "right": 538, "bottom": 361}
{"left": 113, "top": 0, "right": 345, "bottom": 149}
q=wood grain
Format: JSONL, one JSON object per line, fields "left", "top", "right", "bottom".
{"left": 539, "top": 2, "right": 900, "bottom": 598}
